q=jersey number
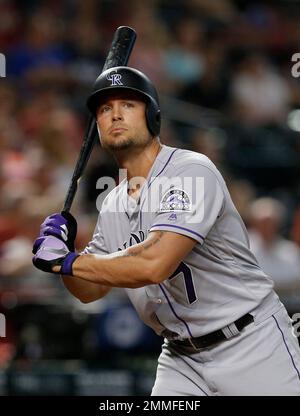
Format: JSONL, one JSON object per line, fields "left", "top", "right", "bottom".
{"left": 169, "top": 262, "right": 197, "bottom": 304}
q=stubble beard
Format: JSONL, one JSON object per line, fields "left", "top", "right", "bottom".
{"left": 102, "top": 132, "right": 152, "bottom": 152}
{"left": 104, "top": 137, "right": 135, "bottom": 151}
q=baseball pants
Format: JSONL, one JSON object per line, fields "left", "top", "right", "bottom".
{"left": 151, "top": 305, "right": 300, "bottom": 396}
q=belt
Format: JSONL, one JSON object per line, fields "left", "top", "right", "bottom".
{"left": 171, "top": 313, "right": 254, "bottom": 350}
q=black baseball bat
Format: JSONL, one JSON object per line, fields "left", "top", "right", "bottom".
{"left": 62, "top": 26, "right": 136, "bottom": 213}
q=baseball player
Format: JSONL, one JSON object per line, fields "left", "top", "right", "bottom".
{"left": 32, "top": 66, "right": 300, "bottom": 396}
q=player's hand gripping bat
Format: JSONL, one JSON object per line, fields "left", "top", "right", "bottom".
{"left": 62, "top": 26, "right": 136, "bottom": 214}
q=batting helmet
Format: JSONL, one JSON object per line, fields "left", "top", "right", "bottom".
{"left": 87, "top": 66, "right": 161, "bottom": 137}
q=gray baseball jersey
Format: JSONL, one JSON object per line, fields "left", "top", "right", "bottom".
{"left": 84, "top": 145, "right": 277, "bottom": 339}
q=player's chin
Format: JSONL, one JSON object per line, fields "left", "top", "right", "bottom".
{"left": 103, "top": 136, "right": 134, "bottom": 151}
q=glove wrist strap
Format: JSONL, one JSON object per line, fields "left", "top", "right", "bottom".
{"left": 61, "top": 252, "right": 79, "bottom": 275}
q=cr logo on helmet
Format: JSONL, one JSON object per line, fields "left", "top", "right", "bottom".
{"left": 106, "top": 73, "right": 123, "bottom": 86}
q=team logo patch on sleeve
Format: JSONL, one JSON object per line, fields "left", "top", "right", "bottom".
{"left": 160, "top": 189, "right": 191, "bottom": 212}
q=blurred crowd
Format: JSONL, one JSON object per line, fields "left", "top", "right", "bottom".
{"left": 0, "top": 0, "right": 300, "bottom": 368}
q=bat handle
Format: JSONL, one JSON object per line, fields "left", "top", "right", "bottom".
{"left": 62, "top": 182, "right": 78, "bottom": 213}
{"left": 62, "top": 119, "right": 98, "bottom": 213}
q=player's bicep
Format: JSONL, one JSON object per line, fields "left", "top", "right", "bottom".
{"left": 133, "top": 230, "right": 197, "bottom": 282}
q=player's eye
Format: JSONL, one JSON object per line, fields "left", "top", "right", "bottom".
{"left": 99, "top": 105, "right": 111, "bottom": 114}
{"left": 122, "top": 101, "right": 134, "bottom": 108}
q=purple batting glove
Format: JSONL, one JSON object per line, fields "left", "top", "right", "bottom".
{"left": 40, "top": 211, "right": 77, "bottom": 251}
{"left": 32, "top": 235, "right": 79, "bottom": 275}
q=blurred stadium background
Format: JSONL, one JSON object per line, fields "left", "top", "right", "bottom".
{"left": 0, "top": 0, "right": 300, "bottom": 395}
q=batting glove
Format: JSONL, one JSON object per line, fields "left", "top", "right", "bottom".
{"left": 32, "top": 235, "right": 79, "bottom": 275}
{"left": 39, "top": 211, "right": 77, "bottom": 251}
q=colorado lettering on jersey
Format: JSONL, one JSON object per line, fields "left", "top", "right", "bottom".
{"left": 118, "top": 230, "right": 148, "bottom": 251}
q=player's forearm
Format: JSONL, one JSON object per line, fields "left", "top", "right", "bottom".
{"left": 61, "top": 274, "right": 111, "bottom": 303}
{"left": 49, "top": 231, "right": 182, "bottom": 288}
{"left": 71, "top": 245, "right": 166, "bottom": 288}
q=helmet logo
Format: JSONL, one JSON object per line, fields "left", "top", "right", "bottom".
{"left": 106, "top": 73, "right": 123, "bottom": 86}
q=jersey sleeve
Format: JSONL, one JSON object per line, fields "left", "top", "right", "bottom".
{"left": 150, "top": 163, "right": 225, "bottom": 244}
{"left": 81, "top": 214, "right": 109, "bottom": 255}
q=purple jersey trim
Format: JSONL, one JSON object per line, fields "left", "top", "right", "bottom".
{"left": 159, "top": 282, "right": 194, "bottom": 339}
{"left": 272, "top": 315, "right": 300, "bottom": 382}
{"left": 148, "top": 148, "right": 179, "bottom": 189}
{"left": 140, "top": 148, "right": 179, "bottom": 228}
{"left": 151, "top": 224, "right": 205, "bottom": 241}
